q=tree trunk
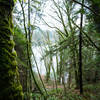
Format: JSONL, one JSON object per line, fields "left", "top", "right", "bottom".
{"left": 79, "top": 0, "right": 84, "bottom": 94}
{"left": 0, "top": 0, "right": 23, "bottom": 99}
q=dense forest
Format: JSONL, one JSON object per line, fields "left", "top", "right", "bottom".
{"left": 0, "top": 0, "right": 100, "bottom": 100}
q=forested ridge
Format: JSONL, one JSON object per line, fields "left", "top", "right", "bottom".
{"left": 0, "top": 0, "right": 100, "bottom": 100}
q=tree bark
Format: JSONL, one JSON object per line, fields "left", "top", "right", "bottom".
{"left": 0, "top": 0, "right": 23, "bottom": 99}
{"left": 79, "top": 0, "right": 84, "bottom": 94}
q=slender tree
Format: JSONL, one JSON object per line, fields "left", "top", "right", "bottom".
{"left": 79, "top": 0, "right": 84, "bottom": 94}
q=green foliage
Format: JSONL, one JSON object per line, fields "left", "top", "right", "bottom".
{"left": 2, "top": 0, "right": 99, "bottom": 99}
{"left": 83, "top": 83, "right": 100, "bottom": 100}
{"left": 14, "top": 26, "right": 26, "bottom": 47}
{"left": 48, "top": 88, "right": 63, "bottom": 95}
{"left": 93, "top": 0, "right": 100, "bottom": 5}
{"left": 14, "top": 0, "right": 17, "bottom": 3}
{"left": 14, "top": 26, "right": 27, "bottom": 62}
{"left": 47, "top": 96, "right": 58, "bottom": 100}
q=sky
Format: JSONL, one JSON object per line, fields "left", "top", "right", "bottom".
{"left": 14, "top": 0, "right": 83, "bottom": 80}
{"left": 14, "top": 0, "right": 62, "bottom": 31}
{"left": 38, "top": 0, "right": 63, "bottom": 31}
{"left": 14, "top": 0, "right": 83, "bottom": 32}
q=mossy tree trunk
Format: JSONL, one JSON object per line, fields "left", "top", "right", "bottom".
{"left": 0, "top": 0, "right": 23, "bottom": 100}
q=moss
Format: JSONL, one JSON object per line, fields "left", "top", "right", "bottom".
{"left": 12, "top": 60, "right": 18, "bottom": 67}
{"left": 0, "top": 83, "right": 23, "bottom": 100}
{"left": 0, "top": 48, "right": 15, "bottom": 60}
{"left": 8, "top": 70, "right": 16, "bottom": 77}
{"left": 0, "top": 40, "right": 15, "bottom": 53}
{"left": 0, "top": 0, "right": 23, "bottom": 100}
{"left": 12, "top": 50, "right": 17, "bottom": 57}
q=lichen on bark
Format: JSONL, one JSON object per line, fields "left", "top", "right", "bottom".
{"left": 0, "top": 0, "right": 23, "bottom": 100}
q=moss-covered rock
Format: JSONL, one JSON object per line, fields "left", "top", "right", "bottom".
{"left": 0, "top": 0, "right": 23, "bottom": 100}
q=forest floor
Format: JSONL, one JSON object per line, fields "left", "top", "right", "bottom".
{"left": 46, "top": 82, "right": 100, "bottom": 100}
{"left": 31, "top": 82, "right": 100, "bottom": 100}
{"left": 45, "top": 84, "right": 64, "bottom": 89}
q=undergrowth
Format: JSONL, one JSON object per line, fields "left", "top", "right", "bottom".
{"left": 23, "top": 83, "right": 100, "bottom": 100}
